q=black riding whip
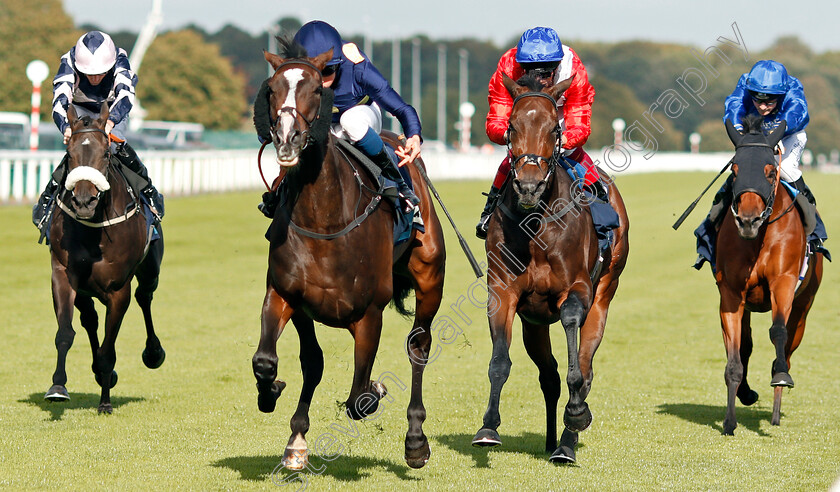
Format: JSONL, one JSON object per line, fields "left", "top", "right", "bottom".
{"left": 672, "top": 159, "right": 733, "bottom": 230}
{"left": 414, "top": 163, "right": 484, "bottom": 278}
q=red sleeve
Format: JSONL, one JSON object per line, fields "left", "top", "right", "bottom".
{"left": 485, "top": 49, "right": 523, "bottom": 146}
{"left": 560, "top": 48, "right": 595, "bottom": 150}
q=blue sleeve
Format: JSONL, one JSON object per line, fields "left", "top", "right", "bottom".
{"left": 777, "top": 76, "right": 809, "bottom": 135}
{"left": 108, "top": 49, "right": 137, "bottom": 125}
{"left": 723, "top": 74, "right": 749, "bottom": 131}
{"left": 356, "top": 61, "right": 422, "bottom": 140}
{"left": 52, "top": 50, "right": 75, "bottom": 134}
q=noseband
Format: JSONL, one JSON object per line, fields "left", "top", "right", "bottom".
{"left": 507, "top": 92, "right": 562, "bottom": 186}
{"left": 67, "top": 126, "right": 112, "bottom": 194}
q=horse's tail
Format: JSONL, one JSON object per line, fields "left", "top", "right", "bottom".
{"left": 391, "top": 273, "right": 415, "bottom": 317}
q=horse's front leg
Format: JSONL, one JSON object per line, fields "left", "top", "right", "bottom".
{"left": 46, "top": 263, "right": 77, "bottom": 402}
{"left": 135, "top": 233, "right": 165, "bottom": 369}
{"left": 559, "top": 286, "right": 593, "bottom": 433}
{"left": 768, "top": 276, "right": 797, "bottom": 388}
{"left": 472, "top": 288, "right": 517, "bottom": 447}
{"left": 253, "top": 286, "right": 293, "bottom": 413}
{"left": 719, "top": 289, "right": 745, "bottom": 435}
{"left": 521, "top": 321, "right": 561, "bottom": 454}
{"left": 96, "top": 285, "right": 132, "bottom": 414}
{"left": 282, "top": 313, "right": 323, "bottom": 471}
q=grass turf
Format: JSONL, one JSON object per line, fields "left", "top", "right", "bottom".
{"left": 1, "top": 172, "right": 838, "bottom": 490}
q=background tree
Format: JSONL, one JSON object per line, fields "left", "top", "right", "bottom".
{"left": 136, "top": 29, "right": 247, "bottom": 130}
{"left": 0, "top": 0, "right": 78, "bottom": 118}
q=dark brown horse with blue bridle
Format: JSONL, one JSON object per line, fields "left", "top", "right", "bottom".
{"left": 45, "top": 104, "right": 165, "bottom": 414}
{"left": 714, "top": 115, "right": 823, "bottom": 435}
{"left": 472, "top": 75, "right": 629, "bottom": 463}
{"left": 252, "top": 41, "right": 445, "bottom": 470}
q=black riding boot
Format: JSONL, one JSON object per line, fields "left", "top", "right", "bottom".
{"left": 475, "top": 186, "right": 501, "bottom": 240}
{"left": 117, "top": 142, "right": 164, "bottom": 218}
{"left": 708, "top": 173, "right": 734, "bottom": 227}
{"left": 791, "top": 176, "right": 829, "bottom": 258}
{"left": 32, "top": 179, "right": 60, "bottom": 230}
{"left": 372, "top": 147, "right": 419, "bottom": 210}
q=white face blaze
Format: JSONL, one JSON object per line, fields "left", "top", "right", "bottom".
{"left": 277, "top": 68, "right": 304, "bottom": 145}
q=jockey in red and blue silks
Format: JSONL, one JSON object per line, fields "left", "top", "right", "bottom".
{"left": 293, "top": 20, "right": 421, "bottom": 209}
{"left": 476, "top": 26, "right": 605, "bottom": 240}
{"left": 694, "top": 59, "right": 829, "bottom": 270}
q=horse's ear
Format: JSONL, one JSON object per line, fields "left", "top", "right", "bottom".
{"left": 264, "top": 50, "right": 286, "bottom": 71}
{"left": 67, "top": 105, "right": 78, "bottom": 124}
{"left": 311, "top": 49, "right": 333, "bottom": 72}
{"left": 725, "top": 119, "right": 743, "bottom": 147}
{"left": 767, "top": 121, "right": 787, "bottom": 149}
{"left": 502, "top": 73, "right": 519, "bottom": 98}
{"left": 547, "top": 73, "right": 575, "bottom": 100}
{"left": 98, "top": 102, "right": 110, "bottom": 125}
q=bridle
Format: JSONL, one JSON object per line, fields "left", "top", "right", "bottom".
{"left": 506, "top": 91, "right": 563, "bottom": 190}
{"left": 67, "top": 126, "right": 113, "bottom": 197}
{"left": 730, "top": 141, "right": 784, "bottom": 224}
{"left": 270, "top": 59, "right": 323, "bottom": 152}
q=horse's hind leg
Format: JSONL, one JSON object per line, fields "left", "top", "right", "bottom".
{"left": 345, "top": 307, "right": 386, "bottom": 421}
{"left": 253, "top": 286, "right": 293, "bottom": 414}
{"left": 135, "top": 236, "right": 165, "bottom": 369}
{"left": 737, "top": 311, "right": 758, "bottom": 406}
{"left": 522, "top": 322, "right": 562, "bottom": 455}
{"left": 76, "top": 295, "right": 102, "bottom": 381}
{"left": 96, "top": 286, "right": 132, "bottom": 414}
{"left": 46, "top": 267, "right": 77, "bottom": 402}
{"left": 400, "top": 270, "right": 443, "bottom": 468}
{"left": 282, "top": 313, "right": 324, "bottom": 471}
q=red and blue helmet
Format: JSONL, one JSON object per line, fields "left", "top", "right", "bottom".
{"left": 515, "top": 27, "right": 564, "bottom": 64}
{"left": 746, "top": 60, "right": 789, "bottom": 98}
{"left": 293, "top": 20, "right": 344, "bottom": 67}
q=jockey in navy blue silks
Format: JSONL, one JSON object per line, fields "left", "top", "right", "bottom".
{"left": 694, "top": 60, "right": 829, "bottom": 270}
{"left": 258, "top": 20, "right": 422, "bottom": 216}
{"left": 32, "top": 31, "right": 164, "bottom": 234}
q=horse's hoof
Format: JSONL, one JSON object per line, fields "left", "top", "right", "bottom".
{"left": 97, "top": 403, "right": 113, "bottom": 414}
{"left": 737, "top": 389, "right": 759, "bottom": 406}
{"left": 722, "top": 419, "right": 736, "bottom": 436}
{"left": 549, "top": 445, "right": 576, "bottom": 464}
{"left": 564, "top": 404, "right": 592, "bottom": 433}
{"left": 142, "top": 346, "right": 166, "bottom": 369}
{"left": 771, "top": 372, "right": 794, "bottom": 388}
{"left": 282, "top": 447, "right": 308, "bottom": 471}
{"left": 44, "top": 385, "right": 70, "bottom": 402}
{"left": 405, "top": 440, "right": 430, "bottom": 469}
{"left": 95, "top": 371, "right": 118, "bottom": 389}
{"left": 472, "top": 428, "right": 502, "bottom": 447}
{"left": 257, "top": 380, "right": 286, "bottom": 413}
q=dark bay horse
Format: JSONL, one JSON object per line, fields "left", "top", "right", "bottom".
{"left": 252, "top": 42, "right": 445, "bottom": 470}
{"left": 472, "top": 75, "right": 629, "bottom": 463}
{"left": 714, "top": 116, "right": 822, "bottom": 435}
{"left": 46, "top": 104, "right": 165, "bottom": 414}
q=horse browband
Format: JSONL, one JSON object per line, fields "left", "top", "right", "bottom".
{"left": 512, "top": 91, "right": 557, "bottom": 108}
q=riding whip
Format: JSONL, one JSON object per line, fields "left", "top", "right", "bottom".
{"left": 672, "top": 159, "right": 733, "bottom": 230}
{"left": 414, "top": 163, "right": 484, "bottom": 278}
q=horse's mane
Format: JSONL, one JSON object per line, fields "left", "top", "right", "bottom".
{"left": 276, "top": 35, "right": 309, "bottom": 60}
{"left": 515, "top": 75, "right": 545, "bottom": 93}
{"left": 742, "top": 113, "right": 764, "bottom": 135}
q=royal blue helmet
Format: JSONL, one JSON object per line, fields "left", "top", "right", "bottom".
{"left": 745, "top": 60, "right": 789, "bottom": 96}
{"left": 515, "top": 27, "right": 564, "bottom": 64}
{"left": 293, "top": 20, "right": 343, "bottom": 66}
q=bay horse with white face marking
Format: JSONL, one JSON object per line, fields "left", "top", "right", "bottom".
{"left": 46, "top": 104, "right": 165, "bottom": 414}
{"left": 471, "top": 74, "right": 629, "bottom": 463}
{"left": 251, "top": 40, "right": 445, "bottom": 470}
{"left": 714, "top": 115, "right": 822, "bottom": 435}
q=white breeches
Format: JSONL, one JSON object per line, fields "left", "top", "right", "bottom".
{"left": 779, "top": 131, "right": 807, "bottom": 182}
{"left": 330, "top": 102, "right": 383, "bottom": 143}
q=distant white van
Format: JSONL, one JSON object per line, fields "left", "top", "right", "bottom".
{"left": 0, "top": 112, "right": 29, "bottom": 149}
{"left": 136, "top": 120, "right": 205, "bottom": 149}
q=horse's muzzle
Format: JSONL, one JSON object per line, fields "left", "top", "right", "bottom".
{"left": 513, "top": 178, "right": 547, "bottom": 210}
{"left": 71, "top": 192, "right": 99, "bottom": 220}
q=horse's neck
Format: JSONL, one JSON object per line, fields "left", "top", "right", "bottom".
{"left": 286, "top": 140, "right": 358, "bottom": 221}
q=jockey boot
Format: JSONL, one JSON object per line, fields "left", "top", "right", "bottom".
{"left": 791, "top": 177, "right": 817, "bottom": 237}
{"left": 708, "top": 173, "right": 734, "bottom": 227}
{"left": 693, "top": 173, "right": 734, "bottom": 269}
{"left": 32, "top": 178, "right": 60, "bottom": 230}
{"left": 475, "top": 186, "right": 501, "bottom": 240}
{"left": 117, "top": 143, "right": 165, "bottom": 218}
{"left": 372, "top": 147, "right": 420, "bottom": 211}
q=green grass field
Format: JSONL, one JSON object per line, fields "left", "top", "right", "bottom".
{"left": 1, "top": 172, "right": 838, "bottom": 490}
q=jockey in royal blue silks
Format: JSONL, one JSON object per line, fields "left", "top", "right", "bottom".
{"left": 257, "top": 20, "right": 422, "bottom": 217}
{"left": 694, "top": 60, "right": 829, "bottom": 270}
{"left": 32, "top": 30, "right": 164, "bottom": 234}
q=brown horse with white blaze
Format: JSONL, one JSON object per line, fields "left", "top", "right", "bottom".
{"left": 251, "top": 39, "right": 445, "bottom": 470}
{"left": 471, "top": 74, "right": 629, "bottom": 463}
{"left": 714, "top": 115, "right": 823, "bottom": 435}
